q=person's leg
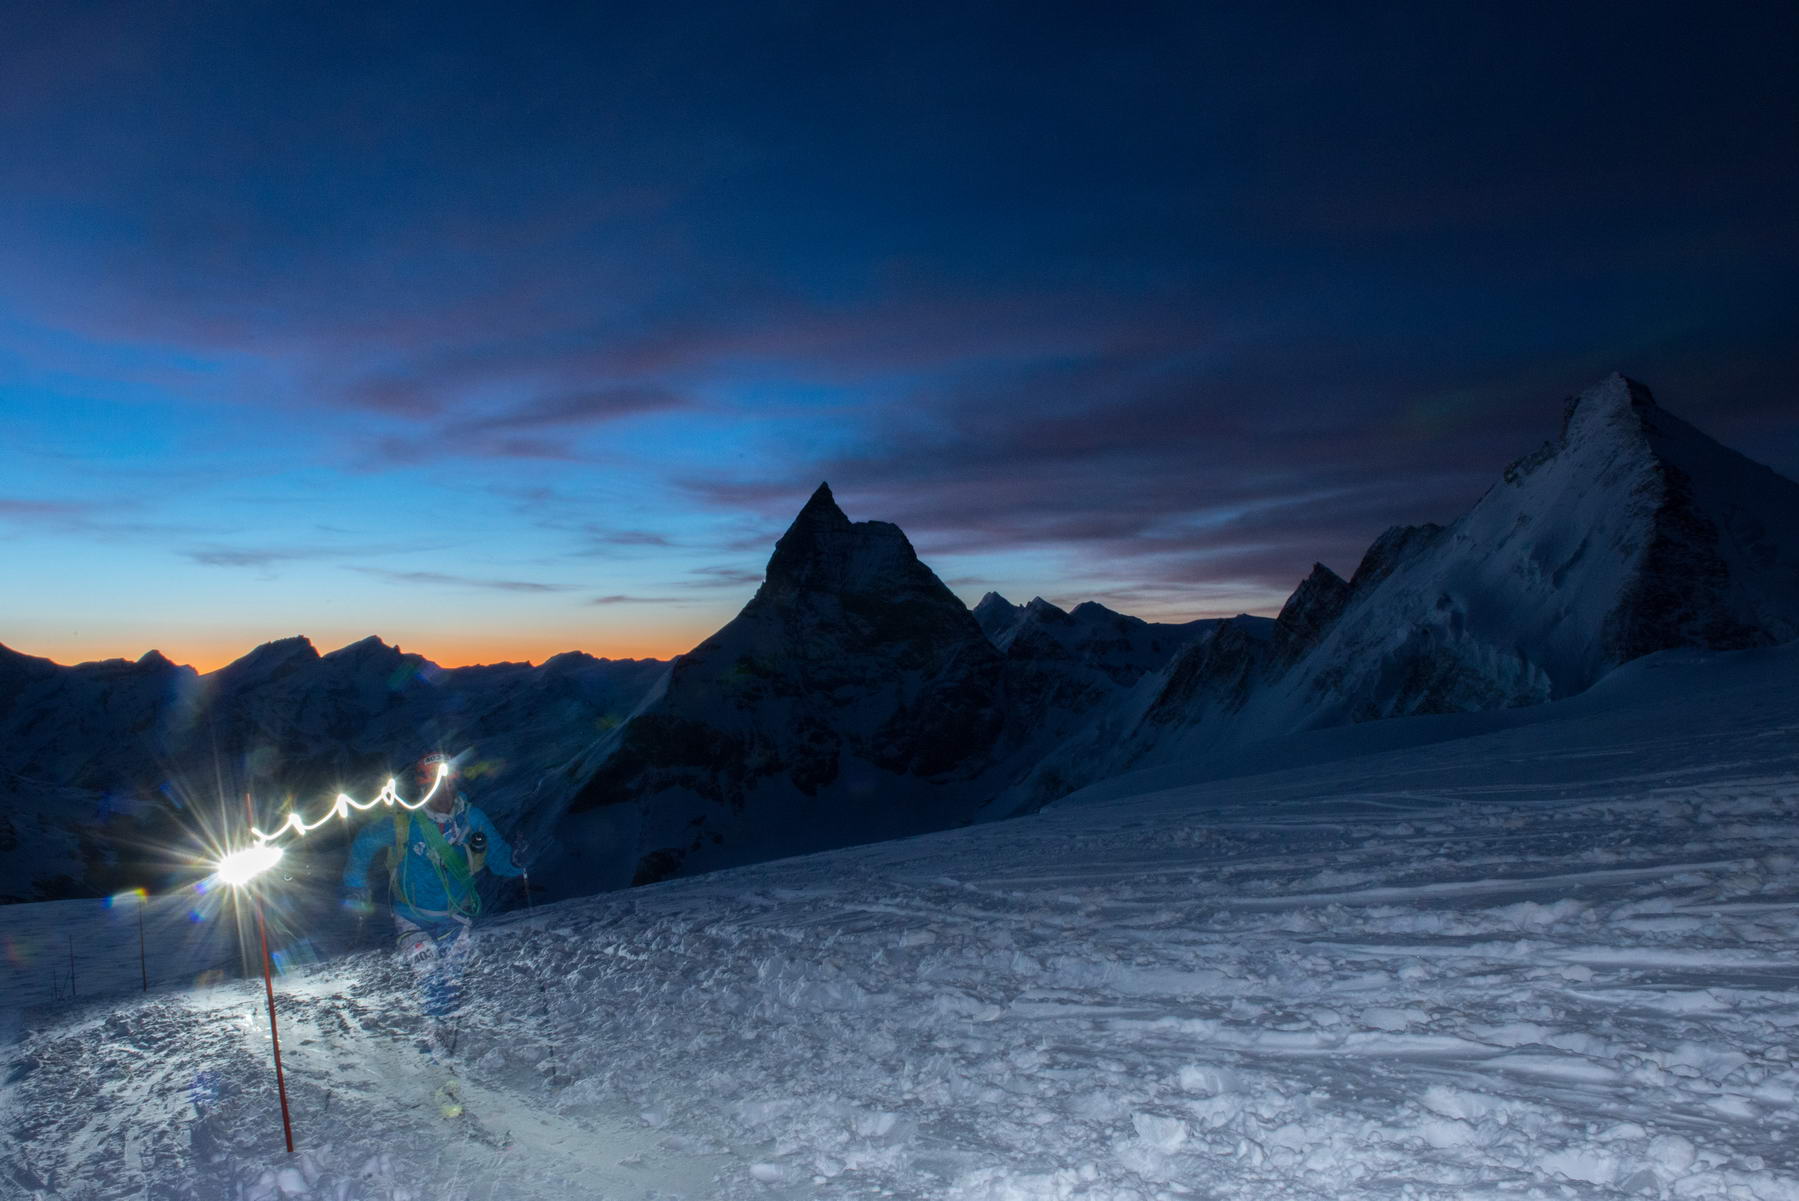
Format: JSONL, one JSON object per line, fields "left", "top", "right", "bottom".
{"left": 420, "top": 917, "right": 473, "bottom": 1027}
{"left": 392, "top": 913, "right": 436, "bottom": 966}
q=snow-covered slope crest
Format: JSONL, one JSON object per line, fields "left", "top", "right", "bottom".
{"left": 556, "top": 483, "right": 1007, "bottom": 890}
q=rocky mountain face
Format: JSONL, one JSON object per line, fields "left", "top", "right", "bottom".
{"left": 1013, "top": 374, "right": 1799, "bottom": 798}
{"left": 553, "top": 484, "right": 1008, "bottom": 890}
{"left": 981, "top": 596, "right": 1214, "bottom": 773}
{"left": 548, "top": 497, "right": 1220, "bottom": 894}
{"left": 0, "top": 638, "right": 664, "bottom": 901}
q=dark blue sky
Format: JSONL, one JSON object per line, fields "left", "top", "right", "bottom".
{"left": 3, "top": 2, "right": 1795, "bottom": 668}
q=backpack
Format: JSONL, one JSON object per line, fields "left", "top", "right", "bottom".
{"left": 391, "top": 803, "right": 486, "bottom": 916}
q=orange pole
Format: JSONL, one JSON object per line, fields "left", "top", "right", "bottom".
{"left": 254, "top": 892, "right": 296, "bottom": 1152}
{"left": 244, "top": 792, "right": 296, "bottom": 1153}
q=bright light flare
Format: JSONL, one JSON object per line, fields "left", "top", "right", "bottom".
{"left": 217, "top": 843, "right": 285, "bottom": 886}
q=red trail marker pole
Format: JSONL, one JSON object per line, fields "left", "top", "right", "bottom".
{"left": 138, "top": 892, "right": 148, "bottom": 992}
{"left": 243, "top": 792, "right": 296, "bottom": 1153}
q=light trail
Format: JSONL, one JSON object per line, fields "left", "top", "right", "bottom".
{"left": 211, "top": 761, "right": 450, "bottom": 885}
{"left": 248, "top": 761, "right": 449, "bottom": 846}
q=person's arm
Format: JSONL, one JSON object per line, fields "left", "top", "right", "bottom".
{"left": 469, "top": 808, "right": 524, "bottom": 877}
{"left": 342, "top": 817, "right": 392, "bottom": 891}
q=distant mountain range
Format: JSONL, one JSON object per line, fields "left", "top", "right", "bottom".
{"left": 543, "top": 373, "right": 1799, "bottom": 891}
{"left": 3, "top": 373, "right": 1795, "bottom": 903}
{"left": 0, "top": 638, "right": 662, "bottom": 901}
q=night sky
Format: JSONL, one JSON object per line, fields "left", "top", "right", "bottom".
{"left": 4, "top": 2, "right": 1796, "bottom": 671}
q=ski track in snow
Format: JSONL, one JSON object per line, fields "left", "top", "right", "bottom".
{"left": 5, "top": 692, "right": 1799, "bottom": 1198}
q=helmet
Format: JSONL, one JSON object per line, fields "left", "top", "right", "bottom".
{"left": 416, "top": 751, "right": 452, "bottom": 774}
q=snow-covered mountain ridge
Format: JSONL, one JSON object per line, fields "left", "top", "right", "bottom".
{"left": 1009, "top": 373, "right": 1799, "bottom": 801}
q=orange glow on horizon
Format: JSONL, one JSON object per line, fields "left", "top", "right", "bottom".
{"left": 11, "top": 630, "right": 707, "bottom": 674}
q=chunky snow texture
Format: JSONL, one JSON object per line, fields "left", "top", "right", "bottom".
{"left": 4, "top": 641, "right": 1797, "bottom": 1200}
{"left": 0, "top": 639, "right": 665, "bottom": 901}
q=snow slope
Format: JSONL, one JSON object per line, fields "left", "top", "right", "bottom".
{"left": 5, "top": 639, "right": 1796, "bottom": 1200}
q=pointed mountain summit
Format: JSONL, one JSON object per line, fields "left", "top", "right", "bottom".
{"left": 758, "top": 482, "right": 963, "bottom": 621}
{"left": 1395, "top": 374, "right": 1792, "bottom": 693}
{"left": 972, "top": 592, "right": 1027, "bottom": 646}
{"left": 1272, "top": 564, "right": 1351, "bottom": 660}
{"left": 559, "top": 485, "right": 1006, "bottom": 890}
{"left": 1257, "top": 373, "right": 1799, "bottom": 729}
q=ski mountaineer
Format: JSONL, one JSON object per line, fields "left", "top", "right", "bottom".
{"left": 342, "top": 752, "right": 527, "bottom": 1053}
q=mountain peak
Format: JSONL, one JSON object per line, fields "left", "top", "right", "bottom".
{"left": 795, "top": 481, "right": 850, "bottom": 529}
{"left": 1274, "top": 563, "right": 1350, "bottom": 653}
{"left": 323, "top": 634, "right": 406, "bottom": 663}
{"left": 762, "top": 483, "right": 926, "bottom": 600}
{"left": 1560, "top": 373, "right": 1659, "bottom": 443}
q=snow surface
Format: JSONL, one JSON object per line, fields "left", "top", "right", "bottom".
{"left": 4, "top": 642, "right": 1798, "bottom": 1200}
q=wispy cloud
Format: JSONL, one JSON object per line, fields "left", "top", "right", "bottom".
{"left": 363, "top": 433, "right": 587, "bottom": 467}
{"left": 0, "top": 495, "right": 213, "bottom": 541}
{"left": 182, "top": 538, "right": 435, "bottom": 569}
{"left": 346, "top": 566, "right": 579, "bottom": 593}
{"left": 449, "top": 386, "right": 687, "bottom": 435}
{"left": 348, "top": 385, "right": 695, "bottom": 466}
{"left": 184, "top": 547, "right": 321, "bottom": 568}
{"left": 586, "top": 527, "right": 673, "bottom": 547}
{"left": 587, "top": 593, "right": 690, "bottom": 606}
{"left": 0, "top": 497, "right": 99, "bottom": 520}
{"left": 560, "top": 524, "right": 680, "bottom": 557}
{"left": 684, "top": 565, "right": 764, "bottom": 590}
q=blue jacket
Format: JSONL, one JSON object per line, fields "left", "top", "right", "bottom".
{"left": 343, "top": 793, "right": 522, "bottom": 926}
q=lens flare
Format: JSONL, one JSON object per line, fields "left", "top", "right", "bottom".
{"left": 217, "top": 844, "right": 284, "bottom": 886}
